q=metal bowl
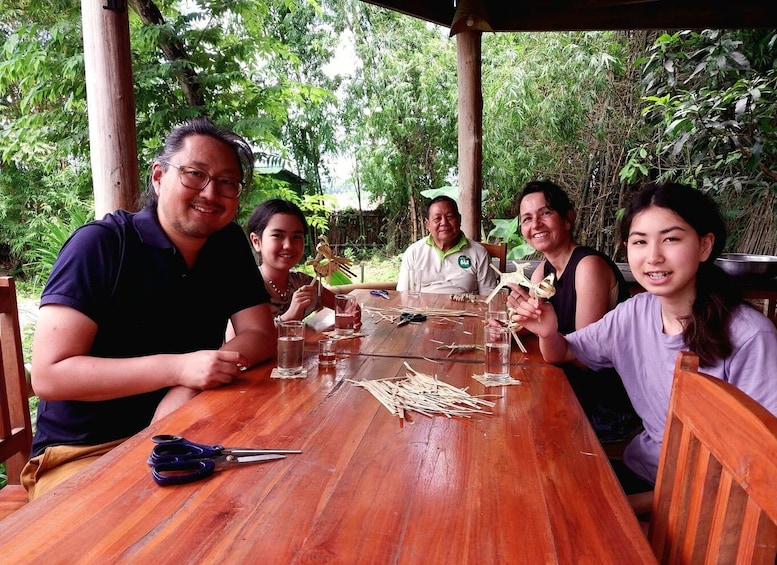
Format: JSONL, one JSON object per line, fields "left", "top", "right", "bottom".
{"left": 715, "top": 253, "right": 777, "bottom": 279}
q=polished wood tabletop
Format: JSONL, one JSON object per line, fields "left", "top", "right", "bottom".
{"left": 0, "top": 290, "right": 656, "bottom": 563}
{"left": 311, "top": 290, "right": 545, "bottom": 364}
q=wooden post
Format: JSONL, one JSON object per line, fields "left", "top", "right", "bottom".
{"left": 81, "top": 1, "right": 141, "bottom": 218}
{"left": 456, "top": 31, "right": 483, "bottom": 241}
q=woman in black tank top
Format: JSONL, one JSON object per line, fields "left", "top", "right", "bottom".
{"left": 515, "top": 181, "right": 641, "bottom": 444}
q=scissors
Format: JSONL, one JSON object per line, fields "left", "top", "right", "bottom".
{"left": 397, "top": 312, "right": 427, "bottom": 327}
{"left": 147, "top": 434, "right": 302, "bottom": 486}
{"left": 370, "top": 289, "right": 390, "bottom": 300}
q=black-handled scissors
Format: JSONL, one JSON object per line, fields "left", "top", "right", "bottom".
{"left": 397, "top": 312, "right": 427, "bottom": 327}
{"left": 147, "top": 434, "right": 301, "bottom": 486}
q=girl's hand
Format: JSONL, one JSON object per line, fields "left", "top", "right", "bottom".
{"left": 286, "top": 283, "right": 317, "bottom": 320}
{"left": 505, "top": 283, "right": 558, "bottom": 338}
{"left": 152, "top": 386, "right": 199, "bottom": 422}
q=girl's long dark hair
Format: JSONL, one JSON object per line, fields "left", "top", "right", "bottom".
{"left": 619, "top": 182, "right": 743, "bottom": 366}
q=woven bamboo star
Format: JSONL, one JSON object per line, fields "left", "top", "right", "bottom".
{"left": 484, "top": 261, "right": 532, "bottom": 303}
{"left": 484, "top": 261, "right": 556, "bottom": 304}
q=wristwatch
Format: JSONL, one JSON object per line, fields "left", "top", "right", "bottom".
{"left": 273, "top": 315, "right": 283, "bottom": 327}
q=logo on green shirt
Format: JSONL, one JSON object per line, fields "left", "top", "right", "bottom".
{"left": 458, "top": 255, "right": 471, "bottom": 269}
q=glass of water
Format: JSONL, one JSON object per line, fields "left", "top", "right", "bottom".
{"left": 277, "top": 320, "right": 305, "bottom": 376}
{"left": 408, "top": 268, "right": 422, "bottom": 298}
{"left": 484, "top": 317, "right": 511, "bottom": 381}
{"left": 335, "top": 294, "right": 356, "bottom": 336}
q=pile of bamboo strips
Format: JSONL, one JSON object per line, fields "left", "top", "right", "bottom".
{"left": 350, "top": 363, "right": 496, "bottom": 421}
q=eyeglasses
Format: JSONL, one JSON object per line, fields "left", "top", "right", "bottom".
{"left": 162, "top": 161, "right": 243, "bottom": 199}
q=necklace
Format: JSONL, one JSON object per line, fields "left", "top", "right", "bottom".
{"left": 266, "top": 277, "right": 291, "bottom": 301}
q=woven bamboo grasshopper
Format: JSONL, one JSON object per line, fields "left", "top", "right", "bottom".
{"left": 484, "top": 261, "right": 556, "bottom": 305}
{"left": 483, "top": 261, "right": 556, "bottom": 354}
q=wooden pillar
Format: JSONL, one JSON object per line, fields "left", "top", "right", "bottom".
{"left": 81, "top": 1, "right": 140, "bottom": 218}
{"left": 456, "top": 30, "right": 483, "bottom": 241}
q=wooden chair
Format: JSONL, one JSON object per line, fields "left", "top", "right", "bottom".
{"left": 0, "top": 276, "right": 32, "bottom": 520}
{"left": 649, "top": 351, "right": 777, "bottom": 564}
{"left": 481, "top": 241, "right": 507, "bottom": 272}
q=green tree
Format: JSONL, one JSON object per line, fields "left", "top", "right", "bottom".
{"left": 626, "top": 29, "right": 777, "bottom": 254}
{"left": 340, "top": 1, "right": 458, "bottom": 249}
{"left": 480, "top": 31, "right": 651, "bottom": 258}
{"left": 0, "top": 0, "right": 328, "bottom": 280}
{"left": 259, "top": 0, "right": 343, "bottom": 199}
{"left": 0, "top": 3, "right": 94, "bottom": 276}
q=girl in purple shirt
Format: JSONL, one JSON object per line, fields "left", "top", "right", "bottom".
{"left": 507, "top": 182, "right": 777, "bottom": 509}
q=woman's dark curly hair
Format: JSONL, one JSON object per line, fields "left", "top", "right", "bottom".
{"left": 512, "top": 180, "right": 576, "bottom": 233}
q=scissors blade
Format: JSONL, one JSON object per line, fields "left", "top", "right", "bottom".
{"left": 231, "top": 454, "right": 287, "bottom": 464}
{"left": 224, "top": 448, "right": 303, "bottom": 456}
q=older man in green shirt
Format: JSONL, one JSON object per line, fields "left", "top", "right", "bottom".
{"left": 397, "top": 196, "right": 497, "bottom": 295}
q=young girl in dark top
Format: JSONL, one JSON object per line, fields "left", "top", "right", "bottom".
{"left": 246, "top": 199, "right": 361, "bottom": 328}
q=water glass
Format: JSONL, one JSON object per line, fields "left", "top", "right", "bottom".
{"left": 277, "top": 320, "right": 305, "bottom": 376}
{"left": 484, "top": 320, "right": 511, "bottom": 381}
{"left": 318, "top": 338, "right": 337, "bottom": 367}
{"left": 408, "top": 268, "right": 422, "bottom": 298}
{"left": 488, "top": 287, "right": 509, "bottom": 316}
{"left": 335, "top": 294, "right": 356, "bottom": 336}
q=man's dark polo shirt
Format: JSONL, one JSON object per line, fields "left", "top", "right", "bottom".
{"left": 32, "top": 207, "right": 268, "bottom": 456}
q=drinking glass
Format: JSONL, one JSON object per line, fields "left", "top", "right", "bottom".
{"left": 277, "top": 320, "right": 305, "bottom": 376}
{"left": 335, "top": 294, "right": 356, "bottom": 336}
{"left": 408, "top": 268, "right": 422, "bottom": 298}
{"left": 484, "top": 318, "right": 511, "bottom": 381}
{"left": 488, "top": 287, "right": 509, "bottom": 316}
{"left": 318, "top": 338, "right": 337, "bottom": 368}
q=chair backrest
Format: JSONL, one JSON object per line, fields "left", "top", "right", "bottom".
{"left": 326, "top": 281, "right": 397, "bottom": 294}
{"left": 0, "top": 276, "right": 33, "bottom": 485}
{"left": 481, "top": 242, "right": 507, "bottom": 272}
{"left": 650, "top": 351, "right": 777, "bottom": 564}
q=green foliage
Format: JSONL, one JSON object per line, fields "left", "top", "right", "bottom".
{"left": 627, "top": 29, "right": 777, "bottom": 253}
{"left": 486, "top": 218, "right": 534, "bottom": 260}
{"left": 0, "top": 0, "right": 325, "bottom": 277}
{"left": 341, "top": 2, "right": 459, "bottom": 244}
{"left": 480, "top": 31, "right": 629, "bottom": 219}
{"left": 23, "top": 206, "right": 90, "bottom": 287}
{"left": 1, "top": 0, "right": 775, "bottom": 282}
{"left": 420, "top": 186, "right": 489, "bottom": 203}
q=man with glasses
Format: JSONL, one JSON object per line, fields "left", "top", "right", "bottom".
{"left": 23, "top": 117, "right": 275, "bottom": 499}
{"left": 396, "top": 195, "right": 497, "bottom": 294}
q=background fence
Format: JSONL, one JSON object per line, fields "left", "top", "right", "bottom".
{"left": 316, "top": 209, "right": 405, "bottom": 256}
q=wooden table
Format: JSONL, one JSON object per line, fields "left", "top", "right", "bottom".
{"left": 0, "top": 290, "right": 656, "bottom": 563}
{"left": 310, "top": 290, "right": 545, "bottom": 364}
